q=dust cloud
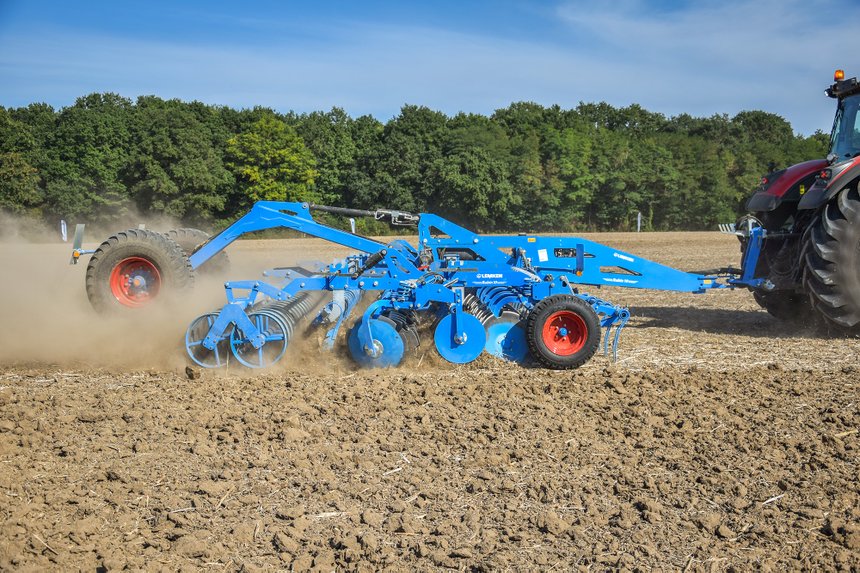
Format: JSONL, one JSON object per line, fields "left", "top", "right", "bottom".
{"left": 0, "top": 241, "right": 209, "bottom": 369}
{"left": 0, "top": 216, "right": 361, "bottom": 371}
{"left": 0, "top": 210, "right": 231, "bottom": 369}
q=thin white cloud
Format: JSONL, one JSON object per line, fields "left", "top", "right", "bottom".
{"left": 0, "top": 1, "right": 853, "bottom": 134}
{"left": 555, "top": 0, "right": 855, "bottom": 132}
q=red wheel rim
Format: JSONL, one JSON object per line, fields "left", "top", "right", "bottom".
{"left": 109, "top": 257, "right": 161, "bottom": 307}
{"left": 542, "top": 310, "right": 587, "bottom": 355}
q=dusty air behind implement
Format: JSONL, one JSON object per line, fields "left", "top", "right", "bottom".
{"left": 69, "top": 70, "right": 860, "bottom": 370}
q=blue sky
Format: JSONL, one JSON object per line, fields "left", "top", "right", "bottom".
{"left": 0, "top": 0, "right": 855, "bottom": 135}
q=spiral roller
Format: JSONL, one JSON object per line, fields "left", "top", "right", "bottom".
{"left": 256, "top": 291, "right": 325, "bottom": 340}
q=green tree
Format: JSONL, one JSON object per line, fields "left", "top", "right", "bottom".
{"left": 0, "top": 152, "right": 42, "bottom": 215}
{"left": 126, "top": 96, "right": 234, "bottom": 223}
{"left": 374, "top": 105, "right": 448, "bottom": 212}
{"left": 506, "top": 133, "right": 556, "bottom": 230}
{"left": 0, "top": 92, "right": 835, "bottom": 232}
{"left": 543, "top": 126, "right": 597, "bottom": 227}
{"left": 338, "top": 114, "right": 385, "bottom": 211}
{"left": 428, "top": 148, "right": 515, "bottom": 231}
{"left": 295, "top": 108, "right": 357, "bottom": 206}
{"left": 39, "top": 93, "right": 134, "bottom": 222}
{"left": 225, "top": 115, "right": 319, "bottom": 208}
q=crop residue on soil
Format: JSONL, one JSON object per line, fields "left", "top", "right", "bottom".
{"left": 0, "top": 232, "right": 857, "bottom": 570}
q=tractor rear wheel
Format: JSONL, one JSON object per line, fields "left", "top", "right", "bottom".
{"left": 752, "top": 290, "right": 816, "bottom": 324}
{"left": 526, "top": 295, "right": 600, "bottom": 369}
{"left": 803, "top": 184, "right": 860, "bottom": 330}
{"left": 86, "top": 229, "right": 194, "bottom": 314}
{"left": 164, "top": 228, "right": 230, "bottom": 275}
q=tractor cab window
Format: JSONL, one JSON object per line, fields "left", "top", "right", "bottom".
{"left": 830, "top": 94, "right": 860, "bottom": 160}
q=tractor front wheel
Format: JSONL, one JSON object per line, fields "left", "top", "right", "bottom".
{"left": 803, "top": 184, "right": 860, "bottom": 330}
{"left": 86, "top": 229, "right": 194, "bottom": 314}
{"left": 526, "top": 295, "right": 600, "bottom": 369}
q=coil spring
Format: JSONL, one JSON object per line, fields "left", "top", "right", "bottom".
{"left": 464, "top": 287, "right": 526, "bottom": 324}
{"left": 463, "top": 292, "right": 494, "bottom": 324}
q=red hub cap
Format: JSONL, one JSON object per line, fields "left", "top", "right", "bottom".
{"left": 109, "top": 257, "right": 161, "bottom": 307}
{"left": 542, "top": 310, "right": 587, "bottom": 355}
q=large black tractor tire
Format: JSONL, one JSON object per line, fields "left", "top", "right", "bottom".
{"left": 164, "top": 228, "right": 230, "bottom": 275}
{"left": 803, "top": 184, "right": 860, "bottom": 330}
{"left": 526, "top": 294, "right": 601, "bottom": 369}
{"left": 86, "top": 229, "right": 194, "bottom": 314}
{"left": 752, "top": 290, "right": 816, "bottom": 324}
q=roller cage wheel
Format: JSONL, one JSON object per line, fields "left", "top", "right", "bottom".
{"left": 802, "top": 183, "right": 860, "bottom": 330}
{"left": 85, "top": 228, "right": 194, "bottom": 313}
{"left": 164, "top": 228, "right": 230, "bottom": 275}
{"left": 526, "top": 295, "right": 600, "bottom": 369}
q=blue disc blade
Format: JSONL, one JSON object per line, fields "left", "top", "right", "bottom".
{"left": 485, "top": 318, "right": 528, "bottom": 363}
{"left": 434, "top": 312, "right": 486, "bottom": 364}
{"left": 348, "top": 317, "right": 405, "bottom": 368}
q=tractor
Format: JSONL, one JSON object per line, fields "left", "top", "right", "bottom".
{"left": 739, "top": 69, "right": 860, "bottom": 330}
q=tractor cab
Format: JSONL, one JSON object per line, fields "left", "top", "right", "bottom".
{"left": 827, "top": 71, "right": 860, "bottom": 162}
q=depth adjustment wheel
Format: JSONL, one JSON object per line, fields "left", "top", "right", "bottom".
{"left": 185, "top": 312, "right": 232, "bottom": 368}
{"left": 230, "top": 311, "right": 290, "bottom": 368}
{"left": 85, "top": 229, "right": 194, "bottom": 313}
{"left": 526, "top": 294, "right": 600, "bottom": 369}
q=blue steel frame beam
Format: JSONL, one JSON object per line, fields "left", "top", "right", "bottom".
{"left": 189, "top": 201, "right": 386, "bottom": 270}
{"left": 417, "top": 214, "right": 723, "bottom": 294}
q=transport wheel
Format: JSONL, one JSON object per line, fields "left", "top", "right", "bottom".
{"left": 803, "top": 184, "right": 860, "bottom": 330}
{"left": 526, "top": 295, "right": 600, "bottom": 369}
{"left": 164, "top": 228, "right": 230, "bottom": 275}
{"left": 86, "top": 229, "right": 194, "bottom": 313}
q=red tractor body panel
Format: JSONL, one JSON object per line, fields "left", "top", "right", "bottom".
{"left": 745, "top": 159, "right": 829, "bottom": 212}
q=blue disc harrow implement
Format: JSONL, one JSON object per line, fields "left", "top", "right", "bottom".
{"left": 165, "top": 201, "right": 740, "bottom": 370}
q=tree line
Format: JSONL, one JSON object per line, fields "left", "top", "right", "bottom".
{"left": 0, "top": 93, "right": 828, "bottom": 234}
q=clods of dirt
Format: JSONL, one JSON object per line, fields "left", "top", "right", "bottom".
{"left": 0, "top": 362, "right": 856, "bottom": 571}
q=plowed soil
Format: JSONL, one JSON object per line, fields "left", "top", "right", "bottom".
{"left": 0, "top": 232, "right": 857, "bottom": 572}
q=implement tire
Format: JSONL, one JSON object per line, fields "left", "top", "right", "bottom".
{"left": 803, "top": 183, "right": 860, "bottom": 330}
{"left": 526, "top": 294, "right": 600, "bottom": 369}
{"left": 86, "top": 229, "right": 194, "bottom": 314}
{"left": 164, "top": 228, "right": 230, "bottom": 275}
